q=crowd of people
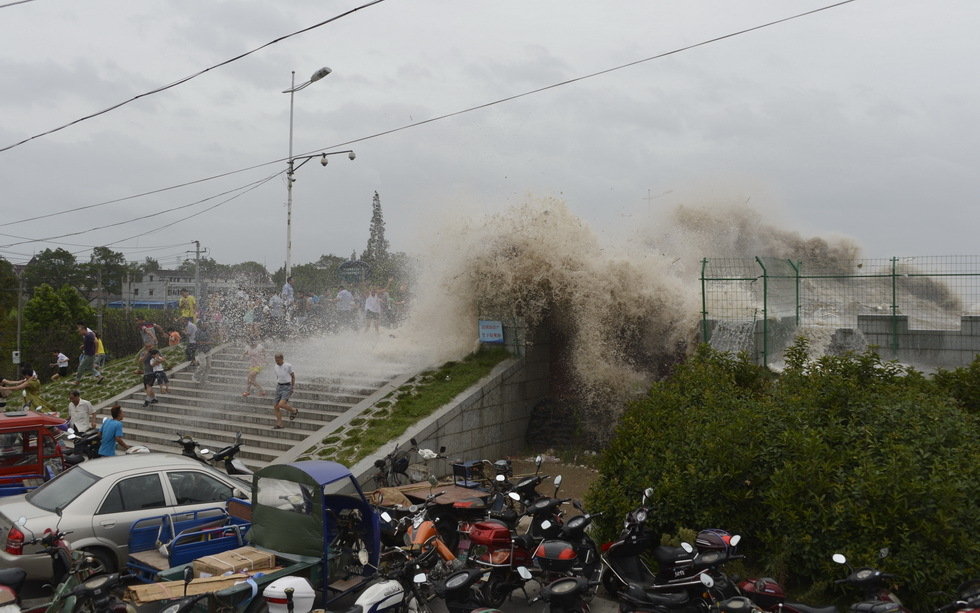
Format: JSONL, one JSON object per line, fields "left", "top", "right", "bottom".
{"left": 190, "top": 277, "right": 412, "bottom": 343}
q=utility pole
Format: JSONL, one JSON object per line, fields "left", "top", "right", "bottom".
{"left": 190, "top": 241, "right": 207, "bottom": 305}
{"left": 96, "top": 268, "right": 104, "bottom": 333}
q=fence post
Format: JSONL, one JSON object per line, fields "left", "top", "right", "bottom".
{"left": 755, "top": 257, "right": 769, "bottom": 367}
{"left": 700, "top": 258, "right": 709, "bottom": 343}
{"left": 787, "top": 259, "right": 801, "bottom": 327}
{"left": 890, "top": 256, "right": 899, "bottom": 357}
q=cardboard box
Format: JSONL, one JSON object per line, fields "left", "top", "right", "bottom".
{"left": 192, "top": 546, "right": 276, "bottom": 578}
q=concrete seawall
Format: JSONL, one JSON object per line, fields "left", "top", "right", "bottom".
{"left": 348, "top": 341, "right": 551, "bottom": 484}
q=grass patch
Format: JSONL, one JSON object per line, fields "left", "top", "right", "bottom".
{"left": 32, "top": 345, "right": 187, "bottom": 418}
{"left": 316, "top": 346, "right": 509, "bottom": 467}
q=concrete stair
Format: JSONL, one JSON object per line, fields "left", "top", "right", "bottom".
{"left": 114, "top": 345, "right": 402, "bottom": 470}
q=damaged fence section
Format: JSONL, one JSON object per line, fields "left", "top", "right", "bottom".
{"left": 700, "top": 255, "right": 980, "bottom": 370}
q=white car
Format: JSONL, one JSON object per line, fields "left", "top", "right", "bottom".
{"left": 0, "top": 453, "right": 250, "bottom": 581}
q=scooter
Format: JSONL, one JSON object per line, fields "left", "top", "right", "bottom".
{"left": 62, "top": 427, "right": 102, "bottom": 465}
{"left": 832, "top": 549, "right": 911, "bottom": 612}
{"left": 172, "top": 431, "right": 252, "bottom": 476}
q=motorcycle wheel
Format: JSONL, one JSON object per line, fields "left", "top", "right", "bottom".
{"left": 479, "top": 570, "right": 512, "bottom": 608}
{"left": 601, "top": 570, "right": 625, "bottom": 597}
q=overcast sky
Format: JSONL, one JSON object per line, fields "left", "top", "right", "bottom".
{"left": 1, "top": 0, "right": 978, "bottom": 271}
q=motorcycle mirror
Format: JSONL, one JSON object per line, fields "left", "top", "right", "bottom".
{"left": 413, "top": 573, "right": 427, "bottom": 584}
{"left": 642, "top": 487, "right": 653, "bottom": 503}
{"left": 832, "top": 553, "right": 847, "bottom": 565}
{"left": 541, "top": 520, "right": 551, "bottom": 530}
{"left": 517, "top": 566, "right": 533, "bottom": 580}
{"left": 700, "top": 573, "right": 715, "bottom": 588}
{"left": 182, "top": 566, "right": 193, "bottom": 585}
{"left": 381, "top": 512, "right": 392, "bottom": 522}
{"left": 681, "top": 542, "right": 694, "bottom": 553}
{"left": 573, "top": 500, "right": 584, "bottom": 511}
{"left": 508, "top": 492, "right": 521, "bottom": 501}
{"left": 428, "top": 475, "right": 439, "bottom": 486}
{"left": 496, "top": 474, "right": 506, "bottom": 482}
{"left": 535, "top": 455, "right": 543, "bottom": 473}
{"left": 410, "top": 438, "right": 418, "bottom": 447}
{"left": 439, "top": 446, "right": 446, "bottom": 454}
{"left": 729, "top": 534, "right": 741, "bottom": 547}
{"left": 878, "top": 547, "right": 890, "bottom": 559}
{"left": 358, "top": 549, "right": 370, "bottom": 565}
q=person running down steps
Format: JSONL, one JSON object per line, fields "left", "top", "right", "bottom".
{"left": 272, "top": 353, "right": 297, "bottom": 429}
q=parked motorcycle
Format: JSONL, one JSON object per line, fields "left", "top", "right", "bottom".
{"left": 15, "top": 513, "right": 131, "bottom": 613}
{"left": 934, "top": 580, "right": 980, "bottom": 613}
{"left": 738, "top": 576, "right": 836, "bottom": 613}
{"left": 172, "top": 431, "right": 252, "bottom": 476}
{"left": 832, "top": 550, "right": 910, "bottom": 612}
{"left": 62, "top": 427, "right": 102, "bottom": 466}
{"left": 617, "top": 568, "right": 731, "bottom": 613}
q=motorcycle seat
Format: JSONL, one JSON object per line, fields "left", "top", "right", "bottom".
{"left": 623, "top": 584, "right": 691, "bottom": 608}
{"left": 850, "top": 601, "right": 903, "bottom": 613}
{"left": 788, "top": 603, "right": 837, "bottom": 613}
{"left": 0, "top": 567, "right": 26, "bottom": 592}
{"left": 652, "top": 545, "right": 693, "bottom": 565}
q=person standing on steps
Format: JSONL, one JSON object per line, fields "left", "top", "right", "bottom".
{"left": 242, "top": 339, "right": 267, "bottom": 398}
{"left": 74, "top": 323, "right": 104, "bottom": 384}
{"left": 272, "top": 353, "right": 297, "bottom": 429}
{"left": 141, "top": 348, "right": 159, "bottom": 407}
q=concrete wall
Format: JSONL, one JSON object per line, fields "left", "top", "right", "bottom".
{"left": 856, "top": 314, "right": 980, "bottom": 370}
{"left": 709, "top": 315, "right": 980, "bottom": 371}
{"left": 348, "top": 337, "right": 552, "bottom": 484}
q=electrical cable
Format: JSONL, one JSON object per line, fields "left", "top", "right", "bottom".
{"left": 0, "top": 172, "right": 282, "bottom": 248}
{"left": 0, "top": 0, "right": 39, "bottom": 8}
{"left": 3, "top": 0, "right": 859, "bottom": 232}
{"left": 0, "top": 0, "right": 388, "bottom": 154}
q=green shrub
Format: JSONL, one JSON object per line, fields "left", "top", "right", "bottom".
{"left": 588, "top": 342, "right": 980, "bottom": 609}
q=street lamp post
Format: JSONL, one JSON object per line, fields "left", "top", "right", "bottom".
{"left": 283, "top": 67, "right": 332, "bottom": 279}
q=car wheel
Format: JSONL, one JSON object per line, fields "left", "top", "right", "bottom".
{"left": 80, "top": 547, "right": 116, "bottom": 575}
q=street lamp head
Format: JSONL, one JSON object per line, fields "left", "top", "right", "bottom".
{"left": 348, "top": 151, "right": 356, "bottom": 161}
{"left": 320, "top": 154, "right": 329, "bottom": 167}
{"left": 310, "top": 67, "right": 332, "bottom": 82}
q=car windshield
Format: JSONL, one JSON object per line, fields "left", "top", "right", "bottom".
{"left": 27, "top": 466, "right": 99, "bottom": 512}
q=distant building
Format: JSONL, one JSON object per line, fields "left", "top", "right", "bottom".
{"left": 106, "top": 270, "right": 242, "bottom": 309}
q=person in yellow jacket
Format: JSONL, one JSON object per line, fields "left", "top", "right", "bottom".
{"left": 178, "top": 289, "right": 197, "bottom": 321}
{"left": 94, "top": 331, "right": 108, "bottom": 371}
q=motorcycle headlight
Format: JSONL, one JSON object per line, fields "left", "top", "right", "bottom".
{"left": 636, "top": 510, "right": 647, "bottom": 523}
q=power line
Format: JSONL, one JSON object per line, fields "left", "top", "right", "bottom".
{"left": 0, "top": 0, "right": 388, "bottom": 154}
{"left": 0, "top": 173, "right": 281, "bottom": 248}
{"left": 0, "top": 0, "right": 40, "bottom": 8}
{"left": 4, "top": 0, "right": 858, "bottom": 230}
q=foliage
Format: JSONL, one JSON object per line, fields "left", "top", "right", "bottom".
{"left": 587, "top": 341, "right": 980, "bottom": 609}
{"left": 0, "top": 258, "right": 17, "bottom": 315}
{"left": 22, "top": 248, "right": 84, "bottom": 294}
{"left": 17, "top": 284, "right": 95, "bottom": 376}
{"left": 931, "top": 355, "right": 980, "bottom": 414}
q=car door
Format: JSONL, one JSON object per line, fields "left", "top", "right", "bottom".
{"left": 92, "top": 472, "right": 169, "bottom": 555}
{"left": 164, "top": 469, "right": 236, "bottom": 519}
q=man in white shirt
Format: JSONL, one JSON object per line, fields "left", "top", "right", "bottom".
{"left": 363, "top": 288, "right": 382, "bottom": 334}
{"left": 67, "top": 390, "right": 97, "bottom": 432}
{"left": 272, "top": 353, "right": 297, "bottom": 429}
{"left": 334, "top": 286, "right": 355, "bottom": 330}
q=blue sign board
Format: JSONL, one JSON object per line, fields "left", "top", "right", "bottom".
{"left": 478, "top": 320, "right": 505, "bottom": 344}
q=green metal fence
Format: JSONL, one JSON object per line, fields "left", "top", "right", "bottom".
{"left": 701, "top": 255, "right": 980, "bottom": 368}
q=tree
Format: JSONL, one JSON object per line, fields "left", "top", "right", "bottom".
{"left": 0, "top": 258, "right": 17, "bottom": 316}
{"left": 21, "top": 284, "right": 95, "bottom": 378}
{"left": 140, "top": 257, "right": 160, "bottom": 274}
{"left": 22, "top": 248, "right": 83, "bottom": 294}
{"left": 177, "top": 256, "right": 228, "bottom": 279}
{"left": 361, "top": 191, "right": 390, "bottom": 272}
{"left": 83, "top": 246, "right": 133, "bottom": 297}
